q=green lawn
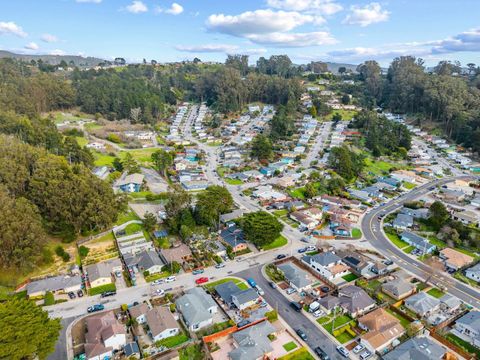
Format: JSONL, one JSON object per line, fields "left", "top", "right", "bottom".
{"left": 336, "top": 331, "right": 355, "bottom": 344}
{"left": 386, "top": 308, "right": 411, "bottom": 328}
{"left": 145, "top": 271, "right": 171, "bottom": 282}
{"left": 363, "top": 157, "right": 399, "bottom": 176}
{"left": 326, "top": 109, "right": 357, "bottom": 121}
{"left": 385, "top": 230, "right": 410, "bottom": 250}
{"left": 427, "top": 236, "right": 446, "bottom": 249}
{"left": 115, "top": 209, "right": 140, "bottom": 225}
{"left": 342, "top": 273, "right": 359, "bottom": 282}
{"left": 351, "top": 228, "right": 362, "bottom": 238}
{"left": 261, "top": 235, "right": 288, "bottom": 250}
{"left": 273, "top": 209, "right": 289, "bottom": 217}
{"left": 88, "top": 283, "right": 116, "bottom": 296}
{"left": 156, "top": 332, "right": 189, "bottom": 348}
{"left": 320, "top": 314, "right": 355, "bottom": 344}
{"left": 204, "top": 278, "right": 248, "bottom": 291}
{"left": 403, "top": 246, "right": 415, "bottom": 254}
{"left": 403, "top": 182, "right": 416, "bottom": 190}
{"left": 93, "top": 152, "right": 116, "bottom": 167}
{"left": 90, "top": 231, "right": 115, "bottom": 244}
{"left": 278, "top": 347, "right": 314, "bottom": 360}
{"left": 225, "top": 178, "right": 243, "bottom": 185}
{"left": 446, "top": 333, "right": 480, "bottom": 358}
{"left": 427, "top": 288, "right": 446, "bottom": 298}
{"left": 179, "top": 344, "right": 204, "bottom": 360}
{"left": 289, "top": 187, "right": 306, "bottom": 200}
{"left": 119, "top": 148, "right": 158, "bottom": 164}
{"left": 283, "top": 342, "right": 298, "bottom": 352}
{"left": 216, "top": 166, "right": 229, "bottom": 177}
{"left": 75, "top": 136, "right": 88, "bottom": 147}
{"left": 124, "top": 223, "right": 143, "bottom": 235}
{"left": 317, "top": 315, "right": 333, "bottom": 325}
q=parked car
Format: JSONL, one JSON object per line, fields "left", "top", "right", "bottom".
{"left": 165, "top": 276, "right": 176, "bottom": 283}
{"left": 298, "top": 247, "right": 307, "bottom": 253}
{"left": 269, "top": 281, "right": 277, "bottom": 289}
{"left": 155, "top": 289, "right": 165, "bottom": 296}
{"left": 77, "top": 289, "right": 84, "bottom": 297}
{"left": 237, "top": 319, "right": 251, "bottom": 327}
{"left": 87, "top": 304, "right": 104, "bottom": 313}
{"left": 68, "top": 291, "right": 76, "bottom": 299}
{"left": 314, "top": 347, "right": 330, "bottom": 360}
{"left": 290, "top": 301, "right": 302, "bottom": 312}
{"left": 215, "top": 263, "right": 225, "bottom": 269}
{"left": 247, "top": 278, "right": 257, "bottom": 288}
{"left": 306, "top": 245, "right": 316, "bottom": 251}
{"left": 320, "top": 286, "right": 330, "bottom": 293}
{"left": 276, "top": 254, "right": 286, "bottom": 260}
{"left": 383, "top": 259, "right": 393, "bottom": 266}
{"left": 255, "top": 285, "right": 265, "bottom": 296}
{"left": 192, "top": 269, "right": 204, "bottom": 275}
{"left": 313, "top": 309, "right": 324, "bottom": 318}
{"left": 286, "top": 288, "right": 297, "bottom": 295}
{"left": 296, "top": 328, "right": 307, "bottom": 341}
{"left": 114, "top": 270, "right": 122, "bottom": 278}
{"left": 353, "top": 344, "right": 365, "bottom": 353}
{"left": 101, "top": 291, "right": 116, "bottom": 298}
{"left": 195, "top": 277, "right": 209, "bottom": 285}
{"left": 336, "top": 346, "right": 349, "bottom": 358}
{"left": 260, "top": 301, "right": 268, "bottom": 307}
{"left": 360, "top": 350, "right": 372, "bottom": 359}
{"left": 151, "top": 279, "right": 164, "bottom": 285}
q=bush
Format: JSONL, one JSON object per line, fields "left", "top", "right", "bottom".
{"left": 55, "top": 246, "right": 65, "bottom": 257}
{"left": 265, "top": 309, "right": 278, "bottom": 322}
{"left": 44, "top": 291, "right": 55, "bottom": 306}
{"left": 78, "top": 245, "right": 89, "bottom": 258}
{"left": 61, "top": 252, "right": 70, "bottom": 262}
{"left": 169, "top": 303, "right": 176, "bottom": 312}
{"left": 106, "top": 133, "right": 122, "bottom": 143}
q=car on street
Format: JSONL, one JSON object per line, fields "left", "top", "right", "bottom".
{"left": 215, "top": 263, "right": 225, "bottom": 269}
{"left": 269, "top": 281, "right": 277, "bottom": 289}
{"left": 360, "top": 350, "right": 372, "bottom": 359}
{"left": 87, "top": 304, "right": 105, "bottom": 313}
{"left": 336, "top": 346, "right": 350, "bottom": 358}
{"left": 296, "top": 328, "right": 307, "bottom": 341}
{"left": 313, "top": 309, "right": 324, "bottom": 318}
{"left": 297, "top": 247, "right": 307, "bottom": 253}
{"left": 68, "top": 291, "right": 76, "bottom": 299}
{"left": 165, "top": 276, "right": 176, "bottom": 283}
{"left": 276, "top": 254, "right": 286, "bottom": 260}
{"left": 77, "top": 290, "right": 84, "bottom": 297}
{"left": 290, "top": 301, "right": 302, "bottom": 312}
{"left": 255, "top": 285, "right": 265, "bottom": 296}
{"left": 192, "top": 269, "right": 204, "bottom": 275}
{"left": 151, "top": 279, "right": 164, "bottom": 285}
{"left": 101, "top": 290, "right": 116, "bottom": 298}
{"left": 383, "top": 259, "right": 394, "bottom": 266}
{"left": 154, "top": 289, "right": 165, "bottom": 296}
{"left": 247, "top": 278, "right": 257, "bottom": 287}
{"left": 195, "top": 277, "right": 209, "bottom": 285}
{"left": 314, "top": 347, "right": 330, "bottom": 360}
{"left": 306, "top": 245, "right": 316, "bottom": 251}
{"left": 114, "top": 270, "right": 122, "bottom": 278}
{"left": 353, "top": 344, "right": 365, "bottom": 353}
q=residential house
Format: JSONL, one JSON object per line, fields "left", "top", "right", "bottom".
{"left": 181, "top": 180, "right": 209, "bottom": 191}
{"left": 382, "top": 336, "right": 447, "bottom": 360}
{"left": 86, "top": 258, "right": 122, "bottom": 289}
{"left": 337, "top": 285, "right": 376, "bottom": 318}
{"left": 404, "top": 292, "right": 441, "bottom": 317}
{"left": 342, "top": 254, "right": 372, "bottom": 278}
{"left": 393, "top": 214, "right": 414, "bottom": 230}
{"left": 220, "top": 209, "right": 245, "bottom": 224}
{"left": 159, "top": 244, "right": 193, "bottom": 265}
{"left": 400, "top": 207, "right": 429, "bottom": 219}
{"left": 252, "top": 185, "right": 287, "bottom": 202}
{"left": 438, "top": 189, "right": 466, "bottom": 203}
{"left": 453, "top": 210, "right": 479, "bottom": 227}
{"left": 125, "top": 250, "right": 165, "bottom": 275}
{"left": 453, "top": 311, "right": 480, "bottom": 348}
{"left": 471, "top": 195, "right": 480, "bottom": 208}
{"left": 465, "top": 263, "right": 480, "bottom": 283}
{"left": 229, "top": 321, "right": 276, "bottom": 360}
{"left": 146, "top": 306, "right": 180, "bottom": 342}
{"left": 26, "top": 274, "right": 82, "bottom": 298}
{"left": 123, "top": 342, "right": 140, "bottom": 359}
{"left": 278, "top": 263, "right": 312, "bottom": 292}
{"left": 400, "top": 231, "right": 436, "bottom": 255}
{"left": 290, "top": 211, "right": 319, "bottom": 230}
{"left": 358, "top": 308, "right": 405, "bottom": 353}
{"left": 215, "top": 281, "right": 243, "bottom": 306}
{"left": 303, "top": 252, "right": 349, "bottom": 280}
{"left": 390, "top": 170, "right": 417, "bottom": 184}
{"left": 232, "top": 288, "right": 260, "bottom": 310}
{"left": 93, "top": 166, "right": 110, "bottom": 180}
{"left": 128, "top": 303, "right": 149, "bottom": 324}
{"left": 439, "top": 294, "right": 462, "bottom": 314}
{"left": 176, "top": 287, "right": 218, "bottom": 331}
{"left": 348, "top": 189, "right": 372, "bottom": 203}
{"left": 274, "top": 176, "right": 297, "bottom": 188}
{"left": 84, "top": 311, "right": 126, "bottom": 360}
{"left": 439, "top": 248, "right": 474, "bottom": 271}
{"left": 382, "top": 279, "right": 416, "bottom": 300}
{"left": 220, "top": 225, "right": 248, "bottom": 253}
{"left": 118, "top": 173, "right": 144, "bottom": 193}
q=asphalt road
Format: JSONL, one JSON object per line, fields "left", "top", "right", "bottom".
{"left": 47, "top": 317, "right": 75, "bottom": 360}
{"left": 237, "top": 265, "right": 346, "bottom": 360}
{"left": 362, "top": 174, "right": 480, "bottom": 309}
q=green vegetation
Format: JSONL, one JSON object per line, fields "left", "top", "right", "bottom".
{"left": 342, "top": 273, "right": 359, "bottom": 282}
{"left": 43, "top": 291, "right": 55, "bottom": 306}
{"left": 204, "top": 278, "right": 248, "bottom": 291}
{"left": 0, "top": 298, "right": 61, "bottom": 360}
{"left": 225, "top": 178, "right": 243, "bottom": 185}
{"left": 265, "top": 309, "right": 279, "bottom": 322}
{"left": 145, "top": 271, "right": 171, "bottom": 283}
{"left": 363, "top": 157, "right": 400, "bottom": 176}
{"left": 386, "top": 308, "right": 411, "bottom": 328}
{"left": 325, "top": 109, "right": 357, "bottom": 121}
{"left": 156, "top": 332, "right": 189, "bottom": 348}
{"left": 179, "top": 344, "right": 205, "bottom": 360}
{"left": 288, "top": 187, "right": 306, "bottom": 200}
{"left": 328, "top": 145, "right": 364, "bottom": 182}
{"left": 265, "top": 264, "right": 286, "bottom": 283}
{"left": 273, "top": 209, "right": 289, "bottom": 217}
{"left": 403, "top": 182, "right": 416, "bottom": 189}
{"left": 283, "top": 342, "right": 298, "bottom": 352}
{"left": 116, "top": 209, "right": 140, "bottom": 225}
{"left": 261, "top": 235, "right": 288, "bottom": 250}
{"left": 88, "top": 283, "right": 116, "bottom": 296}
{"left": 124, "top": 223, "right": 143, "bottom": 235}
{"left": 278, "top": 347, "right": 314, "bottom": 360}
{"left": 196, "top": 320, "right": 235, "bottom": 337}
{"left": 427, "top": 288, "right": 446, "bottom": 298}
{"left": 241, "top": 211, "right": 284, "bottom": 248}
{"left": 385, "top": 228, "right": 410, "bottom": 250}
{"left": 445, "top": 333, "right": 480, "bottom": 358}
{"left": 351, "top": 228, "right": 362, "bottom": 238}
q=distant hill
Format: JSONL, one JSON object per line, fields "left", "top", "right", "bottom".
{"left": 0, "top": 50, "right": 105, "bottom": 67}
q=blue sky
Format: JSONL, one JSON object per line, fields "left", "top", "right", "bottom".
{"left": 1, "top": 0, "right": 480, "bottom": 66}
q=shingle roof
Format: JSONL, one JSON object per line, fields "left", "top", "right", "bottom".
{"left": 215, "top": 281, "right": 241, "bottom": 303}
{"left": 382, "top": 336, "right": 446, "bottom": 360}
{"left": 229, "top": 321, "right": 276, "bottom": 360}
{"left": 176, "top": 287, "right": 217, "bottom": 325}
{"left": 220, "top": 225, "right": 246, "bottom": 248}
{"left": 85, "top": 258, "right": 122, "bottom": 283}
{"left": 136, "top": 250, "right": 165, "bottom": 270}
{"left": 118, "top": 173, "right": 144, "bottom": 186}
{"left": 128, "top": 303, "right": 149, "bottom": 319}
{"left": 393, "top": 214, "right": 413, "bottom": 228}
{"left": 382, "top": 279, "right": 415, "bottom": 297}
{"left": 405, "top": 292, "right": 440, "bottom": 316}
{"left": 338, "top": 285, "right": 376, "bottom": 313}
{"left": 456, "top": 311, "right": 480, "bottom": 331}
{"left": 309, "top": 251, "right": 341, "bottom": 266}
{"left": 233, "top": 288, "right": 259, "bottom": 305}
{"left": 146, "top": 307, "right": 179, "bottom": 338}
{"left": 278, "top": 263, "right": 311, "bottom": 289}
{"left": 26, "top": 274, "right": 82, "bottom": 295}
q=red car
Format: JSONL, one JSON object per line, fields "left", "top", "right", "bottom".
{"left": 195, "top": 277, "right": 209, "bottom": 285}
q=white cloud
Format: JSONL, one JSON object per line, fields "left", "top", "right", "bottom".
{"left": 0, "top": 21, "right": 27, "bottom": 37}
{"left": 343, "top": 3, "right": 389, "bottom": 27}
{"left": 24, "top": 42, "right": 39, "bottom": 50}
{"left": 266, "top": 0, "right": 342, "bottom": 15}
{"left": 126, "top": 1, "right": 148, "bottom": 14}
{"left": 248, "top": 31, "right": 336, "bottom": 47}
{"left": 176, "top": 44, "right": 239, "bottom": 53}
{"left": 76, "top": 0, "right": 102, "bottom": 3}
{"left": 206, "top": 9, "right": 315, "bottom": 36}
{"left": 49, "top": 49, "right": 66, "bottom": 56}
{"left": 41, "top": 33, "right": 58, "bottom": 43}
{"left": 165, "top": 3, "right": 183, "bottom": 15}
{"left": 432, "top": 28, "right": 480, "bottom": 54}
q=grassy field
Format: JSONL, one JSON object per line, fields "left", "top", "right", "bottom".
{"left": 363, "top": 157, "right": 400, "bottom": 176}
{"left": 273, "top": 209, "right": 289, "bottom": 217}
{"left": 325, "top": 109, "right": 357, "bottom": 121}
{"left": 427, "top": 288, "right": 446, "bottom": 298}
{"left": 75, "top": 136, "right": 88, "bottom": 147}
{"left": 351, "top": 228, "right": 362, "bottom": 238}
{"left": 403, "top": 182, "right": 416, "bottom": 189}
{"left": 342, "top": 273, "right": 359, "bottom": 282}
{"left": 225, "top": 178, "right": 243, "bottom": 185}
{"left": 283, "top": 342, "right": 298, "bottom": 352}
{"left": 278, "top": 347, "right": 314, "bottom": 360}
{"left": 319, "top": 314, "right": 356, "bottom": 344}
{"left": 115, "top": 209, "right": 140, "bottom": 225}
{"left": 88, "top": 283, "right": 116, "bottom": 296}
{"left": 93, "top": 151, "right": 116, "bottom": 167}
{"left": 204, "top": 278, "right": 248, "bottom": 291}
{"left": 385, "top": 231, "right": 410, "bottom": 250}
{"left": 261, "top": 235, "right": 288, "bottom": 250}
{"left": 288, "top": 187, "right": 306, "bottom": 200}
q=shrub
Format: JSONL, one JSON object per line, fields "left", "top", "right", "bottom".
{"left": 265, "top": 309, "right": 278, "bottom": 322}
{"left": 44, "top": 291, "right": 55, "bottom": 306}
{"left": 78, "top": 246, "right": 90, "bottom": 258}
{"left": 61, "top": 252, "right": 70, "bottom": 262}
{"left": 169, "top": 303, "right": 176, "bottom": 312}
{"left": 55, "top": 246, "right": 65, "bottom": 257}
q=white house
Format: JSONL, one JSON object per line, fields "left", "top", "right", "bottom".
{"left": 176, "top": 287, "right": 218, "bottom": 331}
{"left": 303, "top": 251, "right": 349, "bottom": 280}
{"left": 453, "top": 311, "right": 480, "bottom": 348}
{"left": 146, "top": 307, "right": 180, "bottom": 342}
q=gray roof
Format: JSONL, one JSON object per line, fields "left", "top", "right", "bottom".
{"left": 176, "top": 287, "right": 217, "bottom": 325}
{"left": 382, "top": 336, "right": 446, "bottom": 360}
{"left": 393, "top": 214, "right": 414, "bottom": 228}
{"left": 219, "top": 209, "right": 244, "bottom": 223}
{"left": 26, "top": 274, "right": 82, "bottom": 295}
{"left": 309, "top": 251, "right": 341, "bottom": 266}
{"left": 229, "top": 321, "right": 276, "bottom": 360}
{"left": 456, "top": 311, "right": 480, "bottom": 330}
{"left": 400, "top": 231, "right": 435, "bottom": 252}
{"left": 382, "top": 279, "right": 414, "bottom": 296}
{"left": 232, "top": 288, "right": 259, "bottom": 305}
{"left": 215, "top": 281, "right": 240, "bottom": 303}
{"left": 118, "top": 173, "right": 144, "bottom": 186}
{"left": 338, "top": 285, "right": 376, "bottom": 313}
{"left": 278, "top": 263, "right": 311, "bottom": 289}
{"left": 466, "top": 263, "right": 480, "bottom": 276}
{"left": 136, "top": 250, "right": 165, "bottom": 270}
{"left": 85, "top": 258, "right": 122, "bottom": 283}
{"left": 439, "top": 294, "right": 461, "bottom": 309}
{"left": 405, "top": 292, "right": 440, "bottom": 316}
{"left": 318, "top": 295, "right": 341, "bottom": 311}
{"left": 400, "top": 207, "right": 429, "bottom": 219}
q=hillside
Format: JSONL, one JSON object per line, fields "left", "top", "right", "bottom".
{"left": 0, "top": 50, "right": 105, "bottom": 67}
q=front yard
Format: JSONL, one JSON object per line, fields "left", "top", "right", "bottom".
{"left": 156, "top": 332, "right": 189, "bottom": 348}
{"left": 278, "top": 347, "right": 314, "bottom": 360}
{"left": 426, "top": 288, "right": 446, "bottom": 298}
{"left": 261, "top": 235, "right": 288, "bottom": 250}
{"left": 204, "top": 278, "right": 248, "bottom": 291}
{"left": 317, "top": 314, "right": 356, "bottom": 344}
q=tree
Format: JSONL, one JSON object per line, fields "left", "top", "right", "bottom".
{"left": 241, "top": 211, "right": 284, "bottom": 248}
{"left": 304, "top": 183, "right": 317, "bottom": 199}
{"left": 338, "top": 66, "right": 347, "bottom": 75}
{"left": 328, "top": 146, "right": 364, "bottom": 182}
{"left": 357, "top": 60, "right": 383, "bottom": 101}
{"left": 428, "top": 201, "right": 450, "bottom": 231}
{"left": 251, "top": 134, "right": 273, "bottom": 161}
{"left": 170, "top": 261, "right": 181, "bottom": 274}
{"left": 195, "top": 186, "right": 233, "bottom": 227}
{"left": 0, "top": 298, "right": 61, "bottom": 360}
{"left": 122, "top": 153, "right": 140, "bottom": 174}
{"left": 151, "top": 149, "right": 173, "bottom": 177}
{"left": 309, "top": 105, "right": 317, "bottom": 117}
{"left": 142, "top": 212, "right": 157, "bottom": 232}
{"left": 270, "top": 106, "right": 295, "bottom": 140}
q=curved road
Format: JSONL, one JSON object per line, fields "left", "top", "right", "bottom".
{"left": 361, "top": 175, "right": 480, "bottom": 308}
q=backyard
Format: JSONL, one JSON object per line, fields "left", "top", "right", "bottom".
{"left": 317, "top": 314, "right": 356, "bottom": 344}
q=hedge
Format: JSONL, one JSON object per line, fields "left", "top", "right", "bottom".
{"left": 44, "top": 291, "right": 55, "bottom": 306}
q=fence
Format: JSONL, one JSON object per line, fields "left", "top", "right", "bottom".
{"left": 430, "top": 328, "right": 476, "bottom": 360}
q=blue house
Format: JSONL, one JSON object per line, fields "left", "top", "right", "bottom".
{"left": 380, "top": 177, "right": 400, "bottom": 187}
{"left": 118, "top": 173, "right": 144, "bottom": 193}
{"left": 260, "top": 167, "right": 275, "bottom": 177}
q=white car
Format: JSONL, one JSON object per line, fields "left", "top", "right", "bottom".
{"left": 353, "top": 344, "right": 365, "bottom": 353}
{"left": 151, "top": 279, "right": 164, "bottom": 286}
{"left": 306, "top": 245, "right": 316, "bottom": 251}
{"left": 165, "top": 276, "right": 176, "bottom": 283}
{"left": 313, "top": 310, "right": 324, "bottom": 318}
{"left": 155, "top": 289, "right": 165, "bottom": 296}
{"left": 215, "top": 263, "right": 226, "bottom": 269}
